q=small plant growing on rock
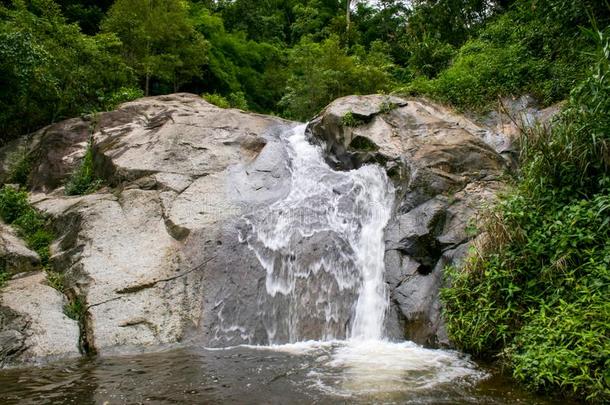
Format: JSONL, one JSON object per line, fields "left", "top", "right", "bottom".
{"left": 202, "top": 93, "right": 230, "bottom": 109}
{"left": 6, "top": 145, "right": 33, "bottom": 186}
{"left": 65, "top": 140, "right": 103, "bottom": 196}
{"left": 0, "top": 263, "right": 8, "bottom": 288}
{"left": 0, "top": 185, "right": 55, "bottom": 265}
{"left": 380, "top": 98, "right": 398, "bottom": 114}
{"left": 101, "top": 87, "right": 144, "bottom": 111}
{"left": 64, "top": 296, "right": 86, "bottom": 321}
{"left": 341, "top": 111, "right": 365, "bottom": 127}
{"left": 47, "top": 270, "right": 67, "bottom": 293}
{"left": 203, "top": 92, "right": 249, "bottom": 110}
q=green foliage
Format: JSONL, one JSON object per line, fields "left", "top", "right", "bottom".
{"left": 379, "top": 98, "right": 398, "bottom": 114}
{"left": 405, "top": 35, "right": 456, "bottom": 79}
{"left": 191, "top": 6, "right": 287, "bottom": 113}
{"left": 64, "top": 296, "right": 85, "bottom": 321}
{"left": 441, "top": 29, "right": 610, "bottom": 401}
{"left": 46, "top": 270, "right": 66, "bottom": 293}
{"left": 202, "top": 91, "right": 249, "bottom": 110}
{"left": 55, "top": 0, "right": 114, "bottom": 34}
{"left": 0, "top": 185, "right": 54, "bottom": 265}
{"left": 6, "top": 146, "right": 34, "bottom": 186}
{"left": 228, "top": 91, "right": 249, "bottom": 110}
{"left": 280, "top": 35, "right": 395, "bottom": 120}
{"left": 203, "top": 93, "right": 230, "bottom": 109}
{"left": 102, "top": 0, "right": 208, "bottom": 95}
{"left": 65, "top": 140, "right": 102, "bottom": 196}
{"left": 0, "top": 186, "right": 31, "bottom": 224}
{"left": 100, "top": 87, "right": 144, "bottom": 111}
{"left": 341, "top": 111, "right": 363, "bottom": 127}
{"left": 0, "top": 0, "right": 134, "bottom": 144}
{"left": 405, "top": 1, "right": 609, "bottom": 111}
{"left": 0, "top": 264, "right": 8, "bottom": 288}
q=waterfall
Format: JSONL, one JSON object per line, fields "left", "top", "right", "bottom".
{"left": 231, "top": 125, "right": 485, "bottom": 398}
{"left": 240, "top": 124, "right": 394, "bottom": 343}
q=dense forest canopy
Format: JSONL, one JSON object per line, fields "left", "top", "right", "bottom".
{"left": 1, "top": 0, "right": 608, "bottom": 143}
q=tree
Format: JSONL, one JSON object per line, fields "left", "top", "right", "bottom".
{"left": 279, "top": 35, "right": 394, "bottom": 120}
{"left": 102, "top": 0, "right": 209, "bottom": 95}
{"left": 0, "top": 0, "right": 133, "bottom": 143}
{"left": 54, "top": 0, "right": 114, "bottom": 34}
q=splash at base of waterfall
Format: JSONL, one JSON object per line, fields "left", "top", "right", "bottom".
{"left": 234, "top": 125, "right": 486, "bottom": 397}
{"left": 222, "top": 339, "right": 487, "bottom": 399}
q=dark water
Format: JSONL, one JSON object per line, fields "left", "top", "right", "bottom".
{"left": 0, "top": 342, "right": 568, "bottom": 405}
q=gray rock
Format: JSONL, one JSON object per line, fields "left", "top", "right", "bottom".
{"left": 0, "top": 272, "right": 80, "bottom": 365}
{"left": 0, "top": 222, "right": 40, "bottom": 275}
{"left": 0, "top": 92, "right": 514, "bottom": 364}
{"left": 0, "top": 93, "right": 298, "bottom": 361}
{"left": 310, "top": 95, "right": 509, "bottom": 347}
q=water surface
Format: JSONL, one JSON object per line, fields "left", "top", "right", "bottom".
{"left": 0, "top": 341, "right": 565, "bottom": 404}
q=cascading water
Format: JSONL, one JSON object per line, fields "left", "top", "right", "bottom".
{"left": 239, "top": 124, "right": 394, "bottom": 343}
{"left": 236, "top": 124, "right": 486, "bottom": 397}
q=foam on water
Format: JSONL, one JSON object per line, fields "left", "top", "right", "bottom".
{"left": 208, "top": 340, "right": 486, "bottom": 397}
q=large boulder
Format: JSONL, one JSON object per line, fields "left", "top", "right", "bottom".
{"left": 0, "top": 92, "right": 516, "bottom": 365}
{"left": 308, "top": 95, "right": 509, "bottom": 347}
{"left": 0, "top": 272, "right": 80, "bottom": 366}
{"left": 0, "top": 94, "right": 298, "bottom": 361}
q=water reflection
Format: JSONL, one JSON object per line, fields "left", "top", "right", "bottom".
{"left": 0, "top": 344, "right": 569, "bottom": 405}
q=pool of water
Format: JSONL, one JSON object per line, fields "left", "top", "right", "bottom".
{"left": 0, "top": 341, "right": 566, "bottom": 404}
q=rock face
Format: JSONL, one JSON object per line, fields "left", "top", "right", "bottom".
{"left": 0, "top": 272, "right": 80, "bottom": 366}
{"left": 0, "top": 223, "right": 40, "bottom": 275}
{"left": 308, "top": 95, "right": 509, "bottom": 347}
{"left": 0, "top": 92, "right": 514, "bottom": 365}
{"left": 0, "top": 93, "right": 297, "bottom": 362}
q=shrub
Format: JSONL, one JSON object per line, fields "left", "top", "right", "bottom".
{"left": 203, "top": 92, "right": 249, "bottom": 110}
{"left": 202, "top": 93, "right": 230, "bottom": 109}
{"left": 227, "top": 91, "right": 249, "bottom": 110}
{"left": 341, "top": 111, "right": 364, "bottom": 127}
{"left": 65, "top": 140, "right": 103, "bottom": 196}
{"left": 101, "top": 87, "right": 144, "bottom": 111}
{"left": 46, "top": 270, "right": 66, "bottom": 293}
{"left": 6, "top": 146, "right": 33, "bottom": 186}
{"left": 0, "top": 186, "right": 31, "bottom": 224}
{"left": 64, "top": 296, "right": 86, "bottom": 321}
{"left": 441, "top": 27, "right": 610, "bottom": 402}
{"left": 379, "top": 98, "right": 397, "bottom": 114}
{"left": 0, "top": 185, "right": 54, "bottom": 266}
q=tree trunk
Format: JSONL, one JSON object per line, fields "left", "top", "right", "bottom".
{"left": 346, "top": 0, "right": 351, "bottom": 32}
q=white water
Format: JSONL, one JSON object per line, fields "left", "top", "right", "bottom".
{"left": 237, "top": 124, "right": 485, "bottom": 395}
{"left": 241, "top": 124, "right": 394, "bottom": 342}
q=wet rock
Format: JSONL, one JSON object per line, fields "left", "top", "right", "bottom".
{"left": 0, "top": 93, "right": 298, "bottom": 362}
{"left": 310, "top": 95, "right": 509, "bottom": 347}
